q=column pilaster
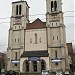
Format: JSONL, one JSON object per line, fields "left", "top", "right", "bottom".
{"left": 29, "top": 61, "right": 33, "bottom": 72}
{"left": 37, "top": 61, "right": 41, "bottom": 73}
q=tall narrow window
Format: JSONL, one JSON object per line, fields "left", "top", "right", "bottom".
{"left": 55, "top": 50, "right": 57, "bottom": 58}
{"left": 51, "top": 1, "right": 53, "bottom": 11}
{"left": 54, "top": 1, "right": 57, "bottom": 11}
{"left": 15, "top": 52, "right": 17, "bottom": 60}
{"left": 19, "top": 26, "right": 20, "bottom": 29}
{"left": 35, "top": 33, "right": 37, "bottom": 44}
{"left": 57, "top": 36, "right": 58, "bottom": 40}
{"left": 16, "top": 5, "right": 18, "bottom": 15}
{"left": 56, "top": 23, "right": 57, "bottom": 26}
{"left": 55, "top": 50, "right": 58, "bottom": 65}
{"left": 19, "top": 5, "right": 21, "bottom": 15}
{"left": 18, "top": 39, "right": 19, "bottom": 42}
{"left": 15, "top": 39, "right": 16, "bottom": 42}
{"left": 26, "top": 7, "right": 28, "bottom": 18}
{"left": 53, "top": 36, "right": 54, "bottom": 40}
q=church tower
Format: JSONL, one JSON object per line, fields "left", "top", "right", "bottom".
{"left": 46, "top": 0, "right": 70, "bottom": 74}
{"left": 7, "top": 1, "right": 29, "bottom": 71}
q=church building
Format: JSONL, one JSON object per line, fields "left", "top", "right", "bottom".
{"left": 7, "top": 0, "right": 70, "bottom": 75}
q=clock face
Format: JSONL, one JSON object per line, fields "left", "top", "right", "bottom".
{"left": 52, "top": 16, "right": 57, "bottom": 20}
{"left": 51, "top": 16, "right": 59, "bottom": 21}
{"left": 15, "top": 18, "right": 21, "bottom": 23}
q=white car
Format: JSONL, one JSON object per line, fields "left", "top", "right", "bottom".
{"left": 56, "top": 73, "right": 62, "bottom": 75}
{"left": 42, "top": 70, "right": 49, "bottom": 75}
{"left": 56, "top": 71, "right": 62, "bottom": 75}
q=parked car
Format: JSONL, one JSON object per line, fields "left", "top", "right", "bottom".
{"left": 56, "top": 71, "right": 62, "bottom": 75}
{"left": 42, "top": 70, "right": 49, "bottom": 75}
{"left": 5, "top": 70, "right": 17, "bottom": 75}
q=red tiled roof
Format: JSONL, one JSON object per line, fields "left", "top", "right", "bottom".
{"left": 26, "top": 18, "right": 46, "bottom": 29}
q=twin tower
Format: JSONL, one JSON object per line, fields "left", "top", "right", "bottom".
{"left": 7, "top": 0, "right": 70, "bottom": 75}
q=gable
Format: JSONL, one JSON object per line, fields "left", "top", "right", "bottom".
{"left": 26, "top": 18, "right": 46, "bottom": 29}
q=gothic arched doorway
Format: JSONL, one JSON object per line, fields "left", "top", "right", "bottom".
{"left": 23, "top": 60, "right": 29, "bottom": 72}
{"left": 32, "top": 61, "right": 37, "bottom": 72}
{"left": 41, "top": 59, "right": 46, "bottom": 71}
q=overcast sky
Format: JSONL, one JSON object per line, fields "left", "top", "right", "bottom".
{"left": 0, "top": 0, "right": 74, "bottom": 52}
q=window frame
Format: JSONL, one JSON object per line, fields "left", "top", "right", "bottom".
{"left": 54, "top": 1, "right": 57, "bottom": 11}
{"left": 16, "top": 5, "right": 18, "bottom": 15}
{"left": 51, "top": 1, "right": 53, "bottom": 11}
{"left": 19, "top": 5, "right": 22, "bottom": 15}
{"left": 35, "top": 33, "right": 37, "bottom": 44}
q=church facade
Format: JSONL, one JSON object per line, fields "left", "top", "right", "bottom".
{"left": 7, "top": 0, "right": 70, "bottom": 75}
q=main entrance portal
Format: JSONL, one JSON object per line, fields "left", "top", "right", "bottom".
{"left": 23, "top": 59, "right": 46, "bottom": 73}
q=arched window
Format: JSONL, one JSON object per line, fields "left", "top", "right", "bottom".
{"left": 54, "top": 1, "right": 57, "bottom": 11}
{"left": 16, "top": 5, "right": 18, "bottom": 15}
{"left": 19, "top": 5, "right": 21, "bottom": 15}
{"left": 33, "top": 61, "right": 37, "bottom": 72}
{"left": 41, "top": 60, "right": 46, "bottom": 71}
{"left": 15, "top": 39, "right": 16, "bottom": 42}
{"left": 25, "top": 61, "right": 29, "bottom": 72}
{"left": 53, "top": 36, "right": 54, "bottom": 40}
{"left": 57, "top": 36, "right": 58, "bottom": 40}
{"left": 51, "top": 1, "right": 53, "bottom": 11}
{"left": 56, "top": 23, "right": 57, "bottom": 26}
{"left": 18, "top": 39, "right": 19, "bottom": 42}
